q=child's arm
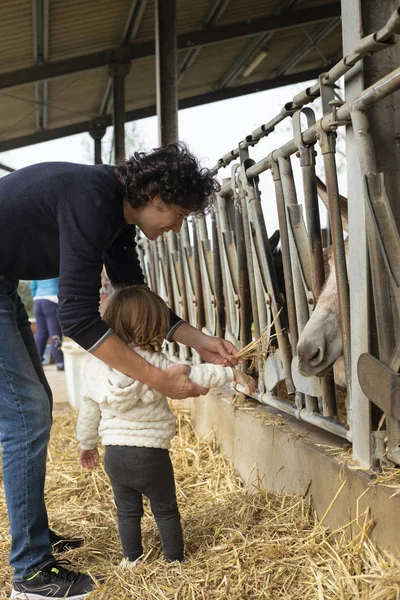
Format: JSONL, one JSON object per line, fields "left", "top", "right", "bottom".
{"left": 189, "top": 364, "right": 256, "bottom": 396}
{"left": 77, "top": 396, "right": 101, "bottom": 469}
{"left": 188, "top": 364, "right": 234, "bottom": 389}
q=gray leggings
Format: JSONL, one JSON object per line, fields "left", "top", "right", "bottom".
{"left": 104, "top": 445, "right": 184, "bottom": 562}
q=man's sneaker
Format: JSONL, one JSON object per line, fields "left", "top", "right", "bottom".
{"left": 11, "top": 559, "right": 97, "bottom": 599}
{"left": 50, "top": 529, "right": 84, "bottom": 552}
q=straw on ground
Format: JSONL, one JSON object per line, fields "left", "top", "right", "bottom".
{"left": 0, "top": 409, "right": 399, "bottom": 599}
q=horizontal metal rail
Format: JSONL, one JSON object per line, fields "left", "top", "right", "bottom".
{"left": 210, "top": 7, "right": 400, "bottom": 176}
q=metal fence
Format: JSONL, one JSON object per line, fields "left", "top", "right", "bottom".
{"left": 138, "top": 6, "right": 400, "bottom": 469}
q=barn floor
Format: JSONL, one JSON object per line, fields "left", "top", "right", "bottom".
{"left": 0, "top": 369, "right": 399, "bottom": 599}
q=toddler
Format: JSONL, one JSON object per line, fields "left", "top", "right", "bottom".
{"left": 77, "top": 285, "right": 255, "bottom": 564}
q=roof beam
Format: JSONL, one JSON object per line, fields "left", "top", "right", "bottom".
{"left": 0, "top": 162, "right": 15, "bottom": 172}
{"left": 0, "top": 66, "right": 332, "bottom": 152}
{"left": 0, "top": 3, "right": 341, "bottom": 91}
{"left": 99, "top": 0, "right": 148, "bottom": 116}
{"left": 32, "top": 0, "right": 49, "bottom": 130}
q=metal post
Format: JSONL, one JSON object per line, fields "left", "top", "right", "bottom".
{"left": 293, "top": 108, "right": 337, "bottom": 416}
{"left": 318, "top": 129, "right": 351, "bottom": 390}
{"left": 192, "top": 219, "right": 205, "bottom": 332}
{"left": 88, "top": 117, "right": 107, "bottom": 165}
{"left": 340, "top": 0, "right": 369, "bottom": 467}
{"left": 155, "top": 0, "right": 178, "bottom": 145}
{"left": 277, "top": 152, "right": 318, "bottom": 413}
{"left": 107, "top": 59, "right": 131, "bottom": 162}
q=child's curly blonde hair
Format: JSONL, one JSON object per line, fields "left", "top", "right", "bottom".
{"left": 101, "top": 285, "right": 170, "bottom": 352}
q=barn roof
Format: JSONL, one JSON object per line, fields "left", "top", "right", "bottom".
{"left": 0, "top": 0, "right": 342, "bottom": 152}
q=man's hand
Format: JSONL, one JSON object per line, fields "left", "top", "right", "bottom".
{"left": 172, "top": 323, "right": 243, "bottom": 367}
{"left": 196, "top": 334, "right": 242, "bottom": 367}
{"left": 154, "top": 364, "right": 209, "bottom": 399}
{"left": 80, "top": 448, "right": 99, "bottom": 470}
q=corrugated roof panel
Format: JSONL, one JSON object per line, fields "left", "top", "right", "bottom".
{"left": 0, "top": 0, "right": 344, "bottom": 149}
{"left": 131, "top": 1, "right": 155, "bottom": 44}
{"left": 125, "top": 56, "right": 157, "bottom": 110}
{"left": 179, "top": 39, "right": 255, "bottom": 92}
{"left": 49, "top": 0, "right": 132, "bottom": 60}
{"left": 0, "top": 0, "right": 34, "bottom": 73}
{"left": 256, "top": 22, "right": 341, "bottom": 79}
{"left": 47, "top": 69, "right": 109, "bottom": 128}
{"left": 217, "top": 0, "right": 280, "bottom": 26}
{"left": 0, "top": 84, "right": 36, "bottom": 141}
{"left": 176, "top": 0, "right": 210, "bottom": 34}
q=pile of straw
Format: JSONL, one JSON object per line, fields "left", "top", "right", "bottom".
{"left": 1, "top": 409, "right": 399, "bottom": 599}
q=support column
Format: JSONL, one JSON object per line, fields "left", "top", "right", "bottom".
{"left": 361, "top": 0, "right": 400, "bottom": 462}
{"left": 155, "top": 0, "right": 178, "bottom": 145}
{"left": 88, "top": 117, "right": 107, "bottom": 165}
{"left": 107, "top": 57, "right": 131, "bottom": 162}
{"left": 343, "top": 0, "right": 400, "bottom": 466}
{"left": 341, "top": 0, "right": 371, "bottom": 467}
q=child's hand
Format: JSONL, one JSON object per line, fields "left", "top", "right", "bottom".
{"left": 233, "top": 369, "right": 257, "bottom": 396}
{"left": 80, "top": 448, "right": 99, "bottom": 470}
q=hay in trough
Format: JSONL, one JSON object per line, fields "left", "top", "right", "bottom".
{"left": 1, "top": 409, "right": 400, "bottom": 599}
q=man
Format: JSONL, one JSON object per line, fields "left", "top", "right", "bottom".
{"left": 0, "top": 143, "right": 239, "bottom": 599}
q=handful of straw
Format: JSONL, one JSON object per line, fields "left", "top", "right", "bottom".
{"left": 234, "top": 309, "right": 282, "bottom": 370}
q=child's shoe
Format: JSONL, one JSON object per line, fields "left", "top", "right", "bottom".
{"left": 120, "top": 557, "right": 143, "bottom": 568}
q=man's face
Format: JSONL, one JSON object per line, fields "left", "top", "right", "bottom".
{"left": 127, "top": 194, "right": 191, "bottom": 240}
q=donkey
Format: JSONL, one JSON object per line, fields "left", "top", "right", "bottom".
{"left": 296, "top": 178, "right": 348, "bottom": 388}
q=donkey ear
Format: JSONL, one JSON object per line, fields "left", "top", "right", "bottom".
{"left": 268, "top": 229, "right": 280, "bottom": 253}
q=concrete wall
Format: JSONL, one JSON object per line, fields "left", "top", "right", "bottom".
{"left": 178, "top": 390, "right": 400, "bottom": 556}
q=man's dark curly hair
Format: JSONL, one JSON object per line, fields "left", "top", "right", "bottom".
{"left": 114, "top": 142, "right": 220, "bottom": 214}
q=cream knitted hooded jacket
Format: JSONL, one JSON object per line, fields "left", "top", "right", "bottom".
{"left": 77, "top": 347, "right": 234, "bottom": 450}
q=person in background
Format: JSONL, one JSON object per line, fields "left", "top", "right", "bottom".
{"left": 78, "top": 286, "right": 256, "bottom": 566}
{"left": 30, "top": 278, "right": 64, "bottom": 371}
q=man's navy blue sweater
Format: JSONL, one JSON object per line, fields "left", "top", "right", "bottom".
{"left": 0, "top": 162, "right": 182, "bottom": 351}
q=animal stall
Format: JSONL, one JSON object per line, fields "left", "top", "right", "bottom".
{"left": 139, "top": 5, "right": 400, "bottom": 470}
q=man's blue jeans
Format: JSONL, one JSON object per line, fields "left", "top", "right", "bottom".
{"left": 0, "top": 277, "right": 53, "bottom": 581}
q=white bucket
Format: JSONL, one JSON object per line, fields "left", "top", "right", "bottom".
{"left": 61, "top": 338, "right": 88, "bottom": 409}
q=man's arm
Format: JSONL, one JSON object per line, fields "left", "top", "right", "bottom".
{"left": 92, "top": 332, "right": 208, "bottom": 399}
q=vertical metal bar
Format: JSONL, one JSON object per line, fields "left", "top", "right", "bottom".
{"left": 236, "top": 175, "right": 260, "bottom": 339}
{"left": 304, "top": 163, "right": 337, "bottom": 416}
{"left": 242, "top": 152, "right": 294, "bottom": 393}
{"left": 197, "top": 215, "right": 217, "bottom": 336}
{"left": 270, "top": 156, "right": 299, "bottom": 353}
{"left": 89, "top": 119, "right": 107, "bottom": 165}
{"left": 211, "top": 207, "right": 225, "bottom": 338}
{"left": 94, "top": 139, "right": 102, "bottom": 165}
{"left": 215, "top": 189, "right": 240, "bottom": 344}
{"left": 277, "top": 152, "right": 318, "bottom": 413}
{"left": 235, "top": 193, "right": 251, "bottom": 349}
{"left": 293, "top": 108, "right": 336, "bottom": 417}
{"left": 155, "top": 0, "right": 178, "bottom": 145}
{"left": 192, "top": 218, "right": 205, "bottom": 332}
{"left": 178, "top": 220, "right": 190, "bottom": 325}
{"left": 351, "top": 108, "right": 400, "bottom": 461}
{"left": 108, "top": 62, "right": 131, "bottom": 162}
{"left": 341, "top": 0, "right": 371, "bottom": 467}
{"left": 302, "top": 172, "right": 325, "bottom": 299}
{"left": 157, "top": 236, "right": 174, "bottom": 311}
{"left": 318, "top": 129, "right": 352, "bottom": 395}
